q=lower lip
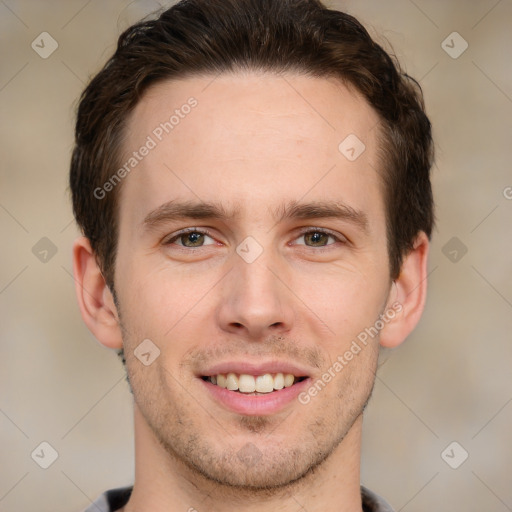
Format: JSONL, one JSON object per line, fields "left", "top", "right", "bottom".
{"left": 200, "top": 377, "right": 311, "bottom": 416}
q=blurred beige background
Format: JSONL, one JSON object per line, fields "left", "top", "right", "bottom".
{"left": 1, "top": 1, "right": 511, "bottom": 511}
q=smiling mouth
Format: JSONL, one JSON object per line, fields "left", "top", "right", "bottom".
{"left": 201, "top": 373, "right": 308, "bottom": 395}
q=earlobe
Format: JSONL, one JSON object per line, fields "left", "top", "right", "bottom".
{"left": 379, "top": 231, "right": 429, "bottom": 348}
{"left": 72, "top": 236, "right": 123, "bottom": 349}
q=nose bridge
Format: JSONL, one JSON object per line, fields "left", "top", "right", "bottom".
{"left": 238, "top": 251, "right": 278, "bottom": 300}
{"left": 216, "top": 241, "right": 293, "bottom": 338}
{"left": 234, "top": 242, "right": 283, "bottom": 309}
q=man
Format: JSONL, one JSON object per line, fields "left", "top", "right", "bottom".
{"left": 70, "top": 0, "right": 434, "bottom": 510}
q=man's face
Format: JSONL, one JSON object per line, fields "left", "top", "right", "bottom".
{"left": 113, "top": 72, "right": 392, "bottom": 489}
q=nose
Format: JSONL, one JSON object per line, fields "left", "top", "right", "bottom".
{"left": 216, "top": 249, "right": 294, "bottom": 340}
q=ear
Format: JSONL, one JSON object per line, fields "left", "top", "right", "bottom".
{"left": 72, "top": 236, "right": 123, "bottom": 349}
{"left": 379, "top": 231, "right": 429, "bottom": 348}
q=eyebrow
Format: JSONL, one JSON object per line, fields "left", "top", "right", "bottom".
{"left": 142, "top": 199, "right": 369, "bottom": 234}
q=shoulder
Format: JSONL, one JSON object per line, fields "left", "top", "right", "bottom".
{"left": 361, "top": 485, "right": 396, "bottom": 512}
{"left": 82, "top": 486, "right": 133, "bottom": 512}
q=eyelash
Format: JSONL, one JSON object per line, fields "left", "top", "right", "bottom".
{"left": 163, "top": 227, "right": 346, "bottom": 250}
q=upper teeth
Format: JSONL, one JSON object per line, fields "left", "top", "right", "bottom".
{"left": 207, "top": 373, "right": 298, "bottom": 393}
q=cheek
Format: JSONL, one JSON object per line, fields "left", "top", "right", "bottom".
{"left": 291, "top": 264, "right": 389, "bottom": 337}
{"left": 117, "top": 260, "right": 216, "bottom": 349}
{"left": 115, "top": 266, "right": 168, "bottom": 345}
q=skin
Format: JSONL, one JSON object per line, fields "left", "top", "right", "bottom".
{"left": 73, "top": 72, "right": 429, "bottom": 512}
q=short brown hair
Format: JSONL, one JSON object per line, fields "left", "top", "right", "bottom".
{"left": 70, "top": 0, "right": 434, "bottom": 291}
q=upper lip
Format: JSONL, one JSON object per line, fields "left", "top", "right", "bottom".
{"left": 198, "top": 360, "right": 311, "bottom": 378}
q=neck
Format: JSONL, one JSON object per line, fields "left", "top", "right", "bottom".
{"left": 123, "top": 406, "right": 364, "bottom": 512}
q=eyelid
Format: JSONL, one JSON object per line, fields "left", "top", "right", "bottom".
{"left": 163, "top": 226, "right": 348, "bottom": 248}
{"left": 163, "top": 227, "right": 218, "bottom": 246}
{"left": 291, "top": 227, "right": 348, "bottom": 246}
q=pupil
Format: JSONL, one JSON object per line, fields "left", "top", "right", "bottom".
{"left": 307, "top": 232, "right": 326, "bottom": 246}
{"left": 183, "top": 232, "right": 203, "bottom": 246}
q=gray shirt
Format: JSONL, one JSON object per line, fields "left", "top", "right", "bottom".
{"left": 83, "top": 486, "right": 395, "bottom": 511}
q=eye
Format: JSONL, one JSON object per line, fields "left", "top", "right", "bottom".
{"left": 163, "top": 227, "right": 345, "bottom": 251}
{"left": 294, "top": 228, "right": 344, "bottom": 248}
{"left": 164, "top": 228, "right": 217, "bottom": 248}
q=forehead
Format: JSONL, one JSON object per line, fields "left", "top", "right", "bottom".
{"left": 117, "top": 72, "right": 384, "bottom": 229}
{"left": 128, "top": 72, "right": 380, "bottom": 154}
